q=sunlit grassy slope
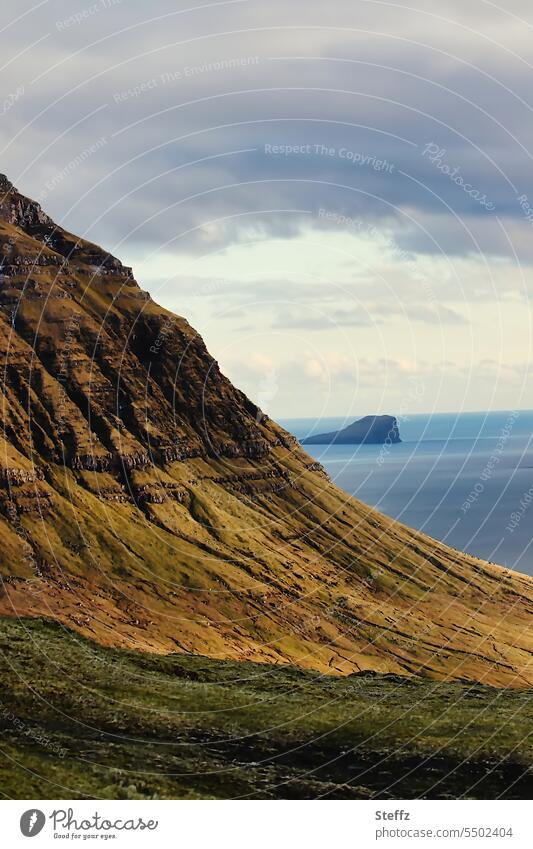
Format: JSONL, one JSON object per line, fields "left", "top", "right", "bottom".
{"left": 1, "top": 618, "right": 532, "bottom": 800}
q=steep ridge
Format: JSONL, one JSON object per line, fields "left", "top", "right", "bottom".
{"left": 0, "top": 174, "right": 532, "bottom": 686}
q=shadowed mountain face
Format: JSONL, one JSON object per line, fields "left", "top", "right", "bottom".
{"left": 301, "top": 415, "right": 401, "bottom": 445}
{"left": 0, "top": 174, "right": 532, "bottom": 686}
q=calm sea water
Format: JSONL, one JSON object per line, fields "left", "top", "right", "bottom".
{"left": 280, "top": 411, "right": 533, "bottom": 576}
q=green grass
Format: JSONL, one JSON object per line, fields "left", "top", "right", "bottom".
{"left": 0, "top": 617, "right": 532, "bottom": 799}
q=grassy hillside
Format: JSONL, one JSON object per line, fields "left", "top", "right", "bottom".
{"left": 1, "top": 617, "right": 532, "bottom": 800}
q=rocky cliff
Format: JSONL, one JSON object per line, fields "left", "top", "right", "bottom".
{"left": 0, "top": 174, "right": 532, "bottom": 686}
{"left": 301, "top": 415, "right": 401, "bottom": 445}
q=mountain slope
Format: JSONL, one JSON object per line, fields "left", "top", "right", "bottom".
{"left": 0, "top": 173, "right": 532, "bottom": 686}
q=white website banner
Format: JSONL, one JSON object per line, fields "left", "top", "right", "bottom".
{"left": 2, "top": 800, "right": 531, "bottom": 848}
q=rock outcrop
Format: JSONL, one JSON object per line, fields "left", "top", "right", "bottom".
{"left": 0, "top": 174, "right": 532, "bottom": 686}
{"left": 301, "top": 415, "right": 401, "bottom": 445}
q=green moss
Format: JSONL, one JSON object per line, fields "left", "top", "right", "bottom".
{"left": 1, "top": 616, "right": 532, "bottom": 799}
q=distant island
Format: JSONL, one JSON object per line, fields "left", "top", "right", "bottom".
{"left": 301, "top": 415, "right": 401, "bottom": 445}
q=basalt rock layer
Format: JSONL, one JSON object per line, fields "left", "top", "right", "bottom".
{"left": 0, "top": 175, "right": 532, "bottom": 686}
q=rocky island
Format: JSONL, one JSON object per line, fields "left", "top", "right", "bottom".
{"left": 301, "top": 414, "right": 401, "bottom": 445}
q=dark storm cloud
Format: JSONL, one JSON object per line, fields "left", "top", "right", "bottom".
{"left": 2, "top": 0, "right": 533, "bottom": 260}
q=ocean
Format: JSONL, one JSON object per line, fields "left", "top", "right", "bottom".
{"left": 280, "top": 410, "right": 533, "bottom": 576}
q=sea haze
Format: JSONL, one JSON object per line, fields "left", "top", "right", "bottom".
{"left": 281, "top": 411, "right": 533, "bottom": 576}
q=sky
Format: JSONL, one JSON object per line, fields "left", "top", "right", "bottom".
{"left": 1, "top": 0, "right": 533, "bottom": 418}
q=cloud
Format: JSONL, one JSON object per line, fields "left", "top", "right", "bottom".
{"left": 221, "top": 350, "right": 533, "bottom": 418}
{"left": 271, "top": 302, "right": 466, "bottom": 331}
{"left": 274, "top": 307, "right": 377, "bottom": 330}
{"left": 2, "top": 0, "right": 532, "bottom": 415}
{"left": 378, "top": 302, "right": 468, "bottom": 325}
{"left": 2, "top": 0, "right": 533, "bottom": 263}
